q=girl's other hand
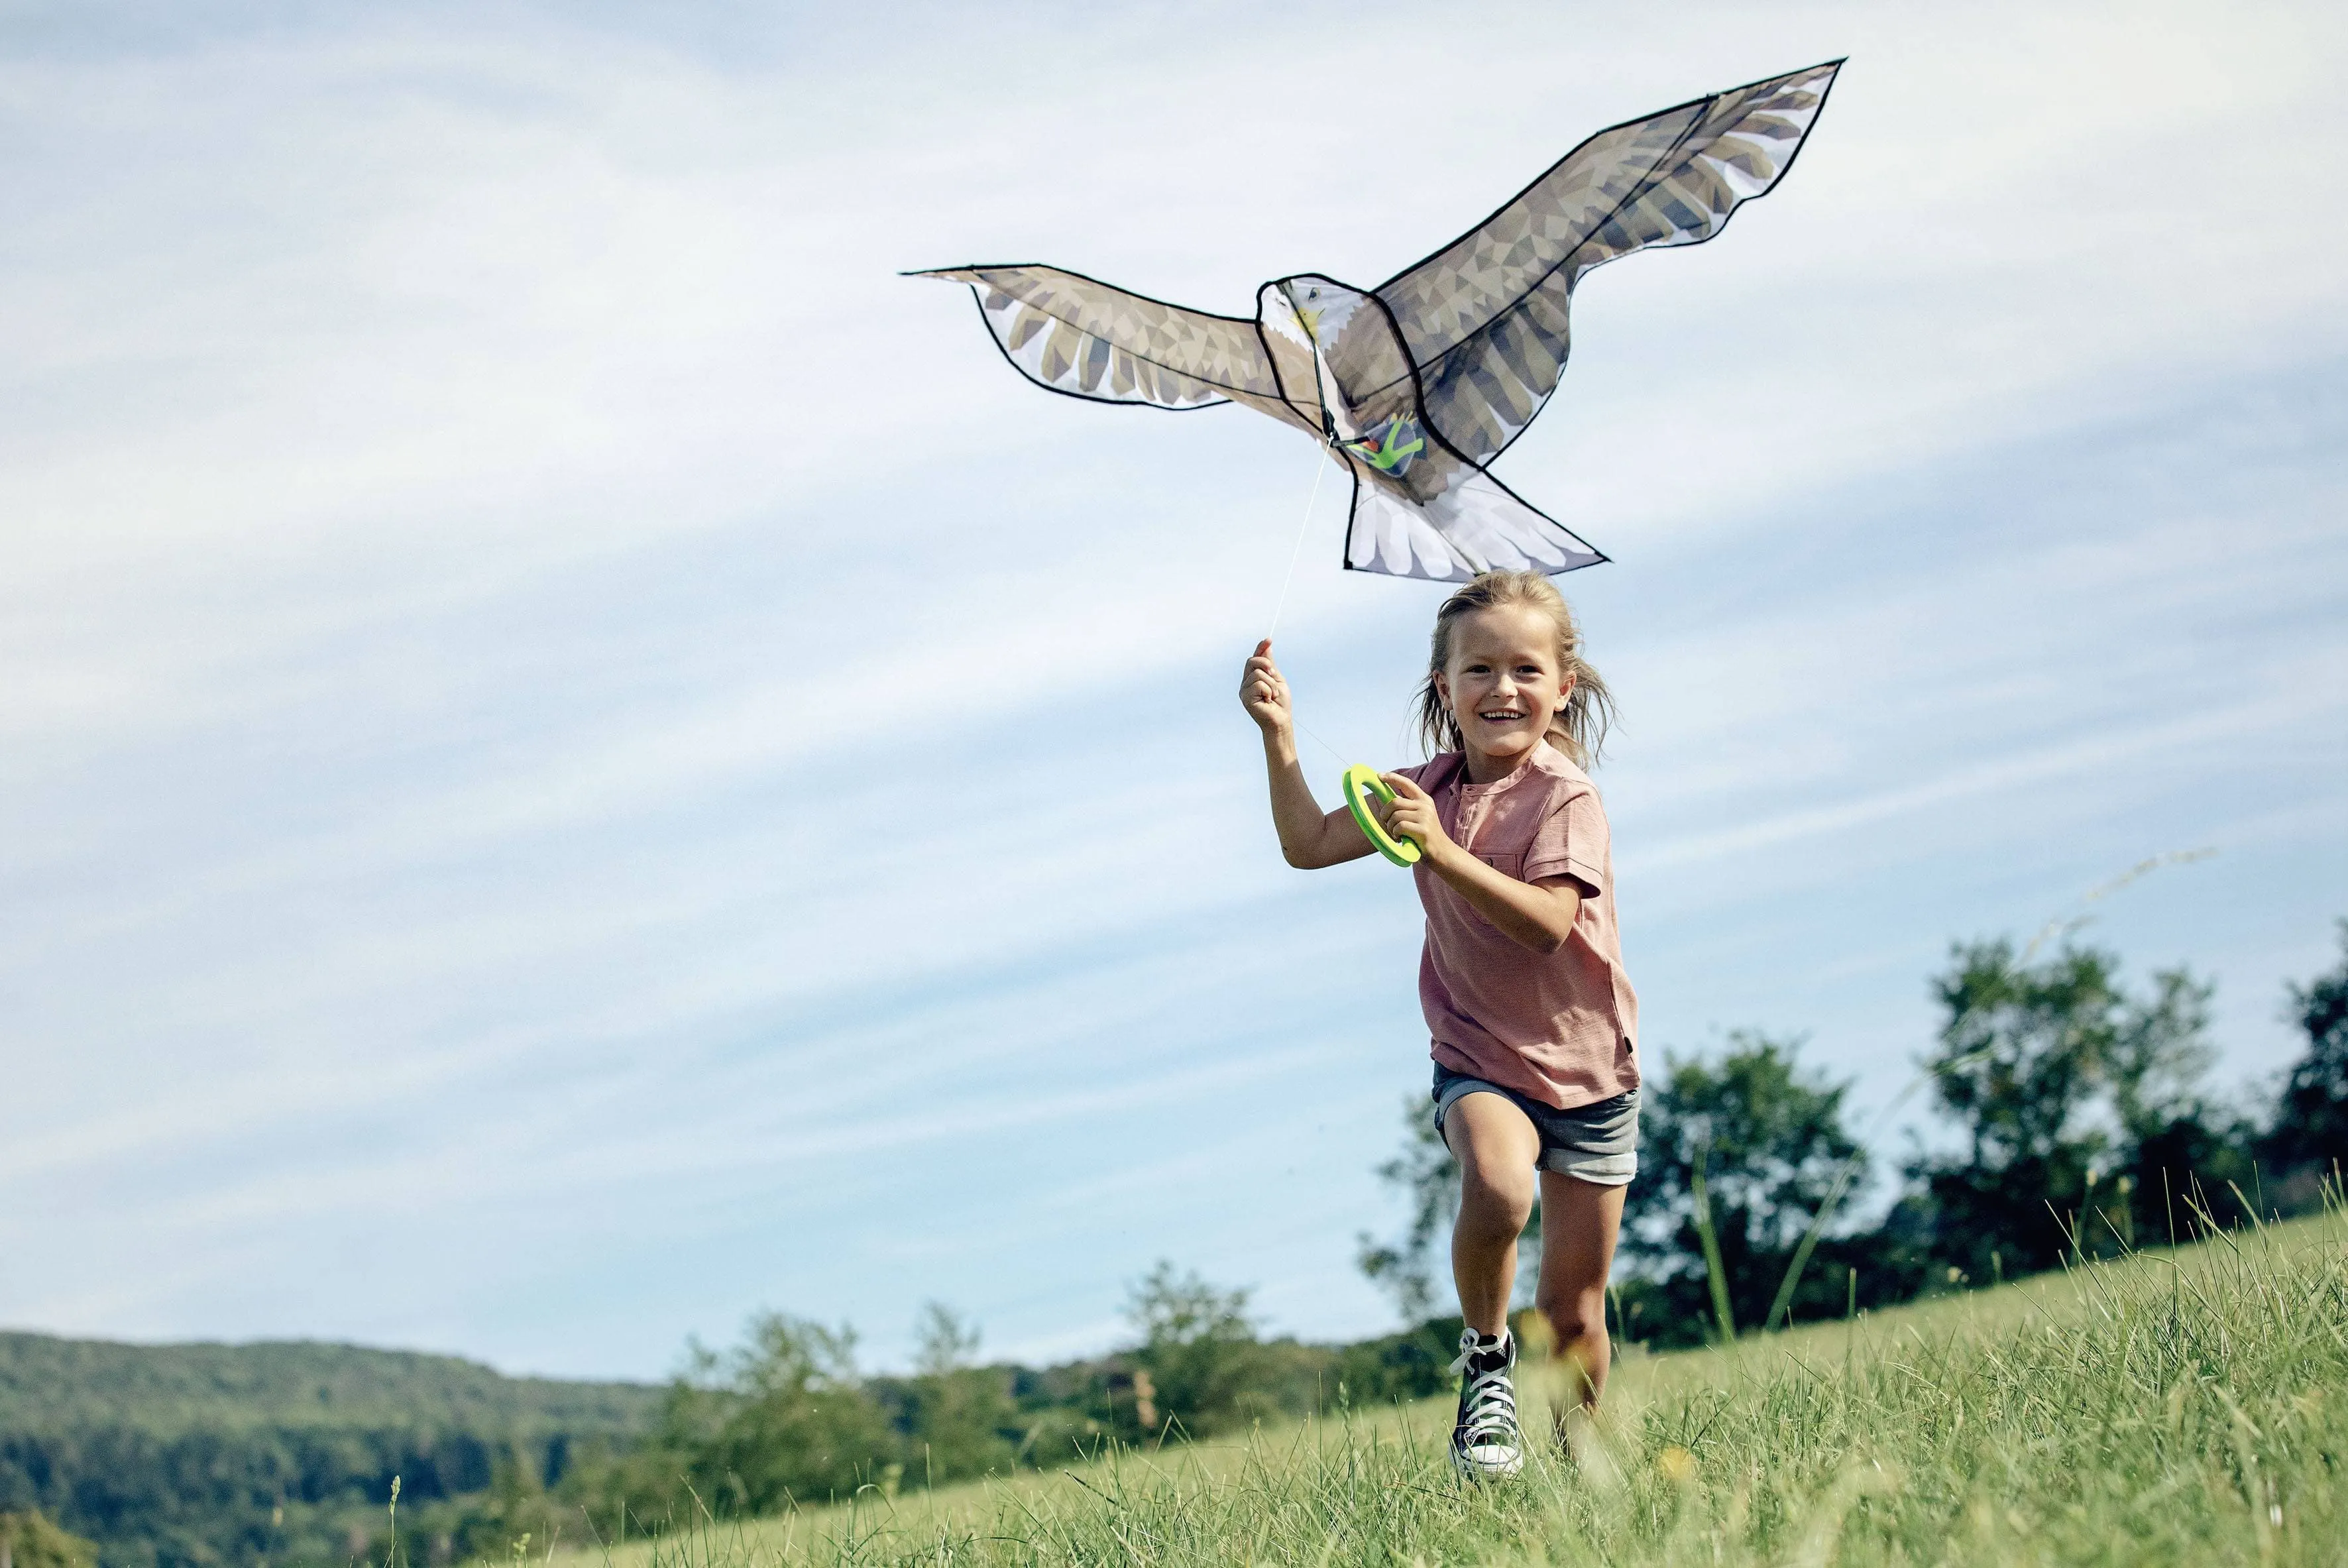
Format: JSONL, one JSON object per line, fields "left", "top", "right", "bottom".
{"left": 1376, "top": 771, "right": 1453, "bottom": 862}
{"left": 1240, "top": 639, "right": 1294, "bottom": 738}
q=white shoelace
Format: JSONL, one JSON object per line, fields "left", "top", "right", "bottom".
{"left": 1449, "top": 1337, "right": 1519, "bottom": 1447}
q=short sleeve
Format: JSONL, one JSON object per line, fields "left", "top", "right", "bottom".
{"left": 1392, "top": 753, "right": 1463, "bottom": 794}
{"left": 1523, "top": 783, "right": 1607, "bottom": 896}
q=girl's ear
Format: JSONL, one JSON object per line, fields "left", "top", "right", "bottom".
{"left": 1433, "top": 669, "right": 1453, "bottom": 712}
{"left": 1554, "top": 673, "right": 1576, "bottom": 714}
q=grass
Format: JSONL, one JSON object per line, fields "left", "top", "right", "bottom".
{"left": 556, "top": 1207, "right": 2348, "bottom": 1566}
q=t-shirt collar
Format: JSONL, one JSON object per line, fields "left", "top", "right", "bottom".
{"left": 1453, "top": 741, "right": 1561, "bottom": 797}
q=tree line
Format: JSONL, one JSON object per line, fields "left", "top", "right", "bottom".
{"left": 386, "top": 1268, "right": 1468, "bottom": 1561}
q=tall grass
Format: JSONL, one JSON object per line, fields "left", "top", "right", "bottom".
{"left": 571, "top": 1204, "right": 2347, "bottom": 1567}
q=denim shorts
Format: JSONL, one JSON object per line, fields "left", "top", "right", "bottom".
{"left": 1431, "top": 1065, "right": 1640, "bottom": 1186}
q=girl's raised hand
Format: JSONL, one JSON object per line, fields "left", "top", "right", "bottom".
{"left": 1376, "top": 772, "right": 1452, "bottom": 862}
{"left": 1239, "top": 639, "right": 1293, "bottom": 737}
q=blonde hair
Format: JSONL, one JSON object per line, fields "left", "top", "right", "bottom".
{"left": 1412, "top": 571, "right": 1616, "bottom": 768}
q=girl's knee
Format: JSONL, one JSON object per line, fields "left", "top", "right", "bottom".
{"left": 1457, "top": 1166, "right": 1535, "bottom": 1235}
{"left": 1536, "top": 1288, "right": 1606, "bottom": 1345}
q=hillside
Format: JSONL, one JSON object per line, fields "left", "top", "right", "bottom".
{"left": 562, "top": 1211, "right": 2348, "bottom": 1567}
{"left": 0, "top": 1334, "right": 661, "bottom": 1437}
{"left": 0, "top": 1335, "right": 661, "bottom": 1568}
{"left": 13, "top": 1210, "right": 2345, "bottom": 1568}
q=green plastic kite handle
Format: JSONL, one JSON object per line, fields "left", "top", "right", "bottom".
{"left": 1341, "top": 764, "right": 1423, "bottom": 868}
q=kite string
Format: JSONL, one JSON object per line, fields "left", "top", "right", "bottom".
{"left": 1292, "top": 712, "right": 1349, "bottom": 770}
{"left": 1262, "top": 440, "right": 1349, "bottom": 771}
{"left": 1264, "top": 439, "right": 1333, "bottom": 644}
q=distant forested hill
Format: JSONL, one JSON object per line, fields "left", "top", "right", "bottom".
{"left": 0, "top": 1333, "right": 661, "bottom": 1568}
{"left": 0, "top": 1333, "right": 659, "bottom": 1435}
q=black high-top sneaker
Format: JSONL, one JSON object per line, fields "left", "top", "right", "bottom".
{"left": 1447, "top": 1327, "right": 1524, "bottom": 1481}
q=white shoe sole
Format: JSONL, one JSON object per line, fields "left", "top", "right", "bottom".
{"left": 1451, "top": 1441, "right": 1526, "bottom": 1482}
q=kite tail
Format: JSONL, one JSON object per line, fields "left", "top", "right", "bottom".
{"left": 1343, "top": 469, "right": 1604, "bottom": 582}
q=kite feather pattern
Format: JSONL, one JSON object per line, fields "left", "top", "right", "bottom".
{"left": 913, "top": 59, "right": 1842, "bottom": 583}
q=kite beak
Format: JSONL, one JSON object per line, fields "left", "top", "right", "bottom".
{"left": 1258, "top": 284, "right": 1314, "bottom": 348}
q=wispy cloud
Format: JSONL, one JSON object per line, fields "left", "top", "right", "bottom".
{"left": 2, "top": 0, "right": 2343, "bottom": 1376}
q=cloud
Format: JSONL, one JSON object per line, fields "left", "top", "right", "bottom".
{"left": 1, "top": 0, "right": 2343, "bottom": 1375}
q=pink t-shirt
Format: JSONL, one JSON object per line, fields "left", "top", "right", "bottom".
{"left": 1394, "top": 743, "right": 1639, "bottom": 1110}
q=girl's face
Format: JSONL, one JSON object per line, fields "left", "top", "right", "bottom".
{"left": 1433, "top": 604, "right": 1574, "bottom": 767}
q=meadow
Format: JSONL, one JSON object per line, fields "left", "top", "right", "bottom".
{"left": 541, "top": 1208, "right": 2347, "bottom": 1567}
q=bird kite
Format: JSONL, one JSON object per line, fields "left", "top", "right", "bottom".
{"left": 914, "top": 60, "right": 1842, "bottom": 582}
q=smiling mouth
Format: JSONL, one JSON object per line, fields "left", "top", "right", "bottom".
{"left": 1477, "top": 709, "right": 1526, "bottom": 723}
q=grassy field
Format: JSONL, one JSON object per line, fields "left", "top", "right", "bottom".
{"left": 546, "top": 1209, "right": 2347, "bottom": 1567}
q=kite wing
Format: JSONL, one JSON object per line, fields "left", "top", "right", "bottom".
{"left": 1375, "top": 60, "right": 1842, "bottom": 467}
{"left": 913, "top": 264, "right": 1318, "bottom": 435}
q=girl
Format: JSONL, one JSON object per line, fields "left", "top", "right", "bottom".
{"left": 1238, "top": 570, "right": 1637, "bottom": 1482}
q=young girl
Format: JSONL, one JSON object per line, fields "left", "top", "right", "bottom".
{"left": 1238, "top": 570, "right": 1637, "bottom": 1482}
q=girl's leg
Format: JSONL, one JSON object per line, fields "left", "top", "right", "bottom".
{"left": 1534, "top": 1170, "right": 1626, "bottom": 1412}
{"left": 1441, "top": 1092, "right": 1541, "bottom": 1337}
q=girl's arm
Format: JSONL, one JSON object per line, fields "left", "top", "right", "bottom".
{"left": 1376, "top": 773, "right": 1583, "bottom": 952}
{"left": 1240, "top": 640, "right": 1375, "bottom": 869}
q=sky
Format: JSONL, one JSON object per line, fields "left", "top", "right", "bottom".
{"left": 3, "top": 0, "right": 2345, "bottom": 1382}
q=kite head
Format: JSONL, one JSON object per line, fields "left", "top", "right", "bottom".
{"left": 1258, "top": 275, "right": 1406, "bottom": 457}
{"left": 1256, "top": 282, "right": 1313, "bottom": 348}
{"left": 1260, "top": 274, "right": 1367, "bottom": 347}
{"left": 1258, "top": 278, "right": 1371, "bottom": 345}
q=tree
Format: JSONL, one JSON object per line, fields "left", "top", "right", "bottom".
{"left": 442, "top": 1443, "right": 559, "bottom": 1562}
{"left": 1910, "top": 940, "right": 2230, "bottom": 1276}
{"left": 2108, "top": 961, "right": 2259, "bottom": 1241}
{"left": 1619, "top": 1033, "right": 1873, "bottom": 1345}
{"left": 1123, "top": 1264, "right": 1267, "bottom": 1437}
{"left": 898, "top": 1304, "right": 1019, "bottom": 1484}
{"left": 669, "top": 1314, "right": 895, "bottom": 1516}
{"left": 2264, "top": 921, "right": 2348, "bottom": 1202}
